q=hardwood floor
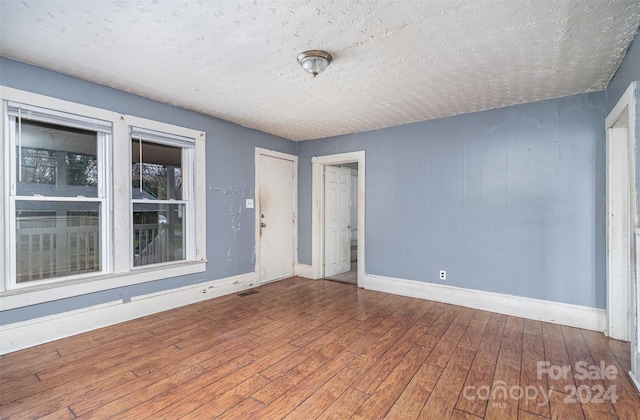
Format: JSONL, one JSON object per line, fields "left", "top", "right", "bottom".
{"left": 1, "top": 277, "right": 639, "bottom": 419}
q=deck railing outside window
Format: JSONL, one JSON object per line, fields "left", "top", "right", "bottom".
{"left": 16, "top": 216, "right": 100, "bottom": 282}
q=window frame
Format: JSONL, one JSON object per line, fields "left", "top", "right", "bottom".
{"left": 0, "top": 87, "right": 207, "bottom": 310}
{"left": 6, "top": 103, "right": 111, "bottom": 289}
{"left": 129, "top": 126, "right": 194, "bottom": 269}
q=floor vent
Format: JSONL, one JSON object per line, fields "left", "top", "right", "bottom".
{"left": 237, "top": 290, "right": 258, "bottom": 297}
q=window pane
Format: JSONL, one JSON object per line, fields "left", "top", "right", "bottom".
{"left": 132, "top": 203, "right": 185, "bottom": 267}
{"left": 16, "top": 120, "right": 98, "bottom": 197}
{"left": 131, "top": 140, "right": 182, "bottom": 200}
{"left": 16, "top": 200, "right": 101, "bottom": 283}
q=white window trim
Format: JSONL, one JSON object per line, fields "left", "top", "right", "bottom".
{"left": 0, "top": 86, "right": 207, "bottom": 310}
{"left": 129, "top": 124, "right": 195, "bottom": 269}
{"left": 6, "top": 106, "right": 111, "bottom": 291}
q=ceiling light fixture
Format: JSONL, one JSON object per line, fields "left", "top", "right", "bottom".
{"left": 297, "top": 50, "right": 332, "bottom": 77}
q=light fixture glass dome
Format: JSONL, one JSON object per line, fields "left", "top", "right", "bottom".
{"left": 297, "top": 50, "right": 332, "bottom": 77}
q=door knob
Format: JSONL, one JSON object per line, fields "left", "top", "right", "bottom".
{"left": 261, "top": 222, "right": 267, "bottom": 228}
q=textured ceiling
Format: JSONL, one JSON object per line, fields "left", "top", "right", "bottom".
{"left": 1, "top": 1, "right": 639, "bottom": 141}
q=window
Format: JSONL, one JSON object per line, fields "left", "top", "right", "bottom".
{"left": 7, "top": 103, "right": 110, "bottom": 286}
{"left": 131, "top": 127, "right": 194, "bottom": 267}
{"left": 2, "top": 88, "right": 206, "bottom": 303}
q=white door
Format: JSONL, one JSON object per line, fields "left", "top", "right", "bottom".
{"left": 258, "top": 153, "right": 295, "bottom": 283}
{"left": 324, "top": 166, "right": 351, "bottom": 277}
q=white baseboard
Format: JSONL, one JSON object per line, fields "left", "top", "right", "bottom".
{"left": 0, "top": 272, "right": 257, "bottom": 355}
{"left": 2, "top": 271, "right": 609, "bottom": 354}
{"left": 294, "top": 263, "right": 315, "bottom": 279}
{"left": 363, "top": 273, "right": 606, "bottom": 332}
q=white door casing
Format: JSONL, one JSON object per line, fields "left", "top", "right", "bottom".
{"left": 607, "top": 111, "right": 632, "bottom": 341}
{"left": 255, "top": 148, "right": 297, "bottom": 283}
{"left": 350, "top": 169, "right": 358, "bottom": 243}
{"left": 350, "top": 169, "right": 358, "bottom": 261}
{"left": 605, "top": 82, "right": 638, "bottom": 391}
{"left": 311, "top": 151, "right": 365, "bottom": 287}
{"left": 324, "top": 166, "right": 352, "bottom": 277}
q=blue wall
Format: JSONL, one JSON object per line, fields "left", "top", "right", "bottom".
{"left": 607, "top": 35, "right": 639, "bottom": 114}
{"left": 606, "top": 33, "right": 640, "bottom": 215}
{"left": 297, "top": 92, "right": 607, "bottom": 308}
{"left": 0, "top": 58, "right": 296, "bottom": 324}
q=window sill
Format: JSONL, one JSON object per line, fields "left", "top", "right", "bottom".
{"left": 0, "top": 260, "right": 207, "bottom": 310}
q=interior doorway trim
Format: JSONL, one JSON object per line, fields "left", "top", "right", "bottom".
{"left": 254, "top": 147, "right": 298, "bottom": 282}
{"left": 311, "top": 151, "right": 365, "bottom": 287}
{"left": 606, "top": 82, "right": 637, "bottom": 341}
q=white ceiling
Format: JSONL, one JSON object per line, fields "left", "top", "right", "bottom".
{"left": 1, "top": 1, "right": 639, "bottom": 141}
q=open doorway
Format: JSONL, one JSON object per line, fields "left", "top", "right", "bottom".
{"left": 311, "top": 151, "right": 365, "bottom": 287}
{"left": 324, "top": 163, "right": 358, "bottom": 284}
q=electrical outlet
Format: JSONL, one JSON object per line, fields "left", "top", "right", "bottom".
{"left": 439, "top": 270, "right": 446, "bottom": 280}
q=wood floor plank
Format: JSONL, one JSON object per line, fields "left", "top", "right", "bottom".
{"left": 561, "top": 325, "right": 619, "bottom": 419}
{"left": 351, "top": 344, "right": 433, "bottom": 419}
{"left": 607, "top": 338, "right": 632, "bottom": 372}
{"left": 316, "top": 387, "right": 369, "bottom": 419}
{"left": 432, "top": 347, "right": 476, "bottom": 400}
{"left": 180, "top": 373, "right": 271, "bottom": 419}
{"left": 523, "top": 319, "right": 544, "bottom": 336}
{"left": 38, "top": 406, "right": 76, "bottom": 420}
{"left": 145, "top": 343, "right": 299, "bottom": 419}
{"left": 252, "top": 345, "right": 339, "bottom": 405}
{"left": 116, "top": 352, "right": 259, "bottom": 419}
{"left": 455, "top": 327, "right": 504, "bottom": 418}
{"left": 0, "top": 343, "right": 182, "bottom": 406}
{"left": 425, "top": 317, "right": 472, "bottom": 368}
{"left": 484, "top": 313, "right": 507, "bottom": 337}
{"left": 74, "top": 364, "right": 207, "bottom": 418}
{"left": 416, "top": 301, "right": 448, "bottom": 326}
{"left": 455, "top": 354, "right": 498, "bottom": 417}
{"left": 503, "top": 316, "right": 524, "bottom": 341}
{"left": 65, "top": 333, "right": 256, "bottom": 416}
{"left": 0, "top": 351, "right": 61, "bottom": 384}
{"left": 346, "top": 309, "right": 418, "bottom": 373}
{"left": 451, "top": 409, "right": 484, "bottom": 420}
{"left": 287, "top": 312, "right": 353, "bottom": 348}
{"left": 483, "top": 336, "right": 522, "bottom": 420}
{"left": 549, "top": 389, "right": 585, "bottom": 419}
{"left": 586, "top": 351, "right": 640, "bottom": 420}
{"left": 384, "top": 363, "right": 442, "bottom": 419}
{"left": 519, "top": 333, "right": 550, "bottom": 418}
{"left": 518, "top": 410, "right": 550, "bottom": 420}
{"left": 542, "top": 322, "right": 576, "bottom": 393}
{"left": 580, "top": 329, "right": 615, "bottom": 356}
{"left": 2, "top": 277, "right": 639, "bottom": 419}
{"left": 251, "top": 349, "right": 356, "bottom": 419}
{"left": 419, "top": 393, "right": 458, "bottom": 419}
{"left": 423, "top": 305, "right": 463, "bottom": 342}
{"left": 350, "top": 323, "right": 430, "bottom": 394}
{"left": 216, "top": 396, "right": 266, "bottom": 419}
{"left": 458, "top": 310, "right": 491, "bottom": 351}
{"left": 283, "top": 367, "right": 361, "bottom": 419}
{"left": 2, "top": 369, "right": 139, "bottom": 420}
